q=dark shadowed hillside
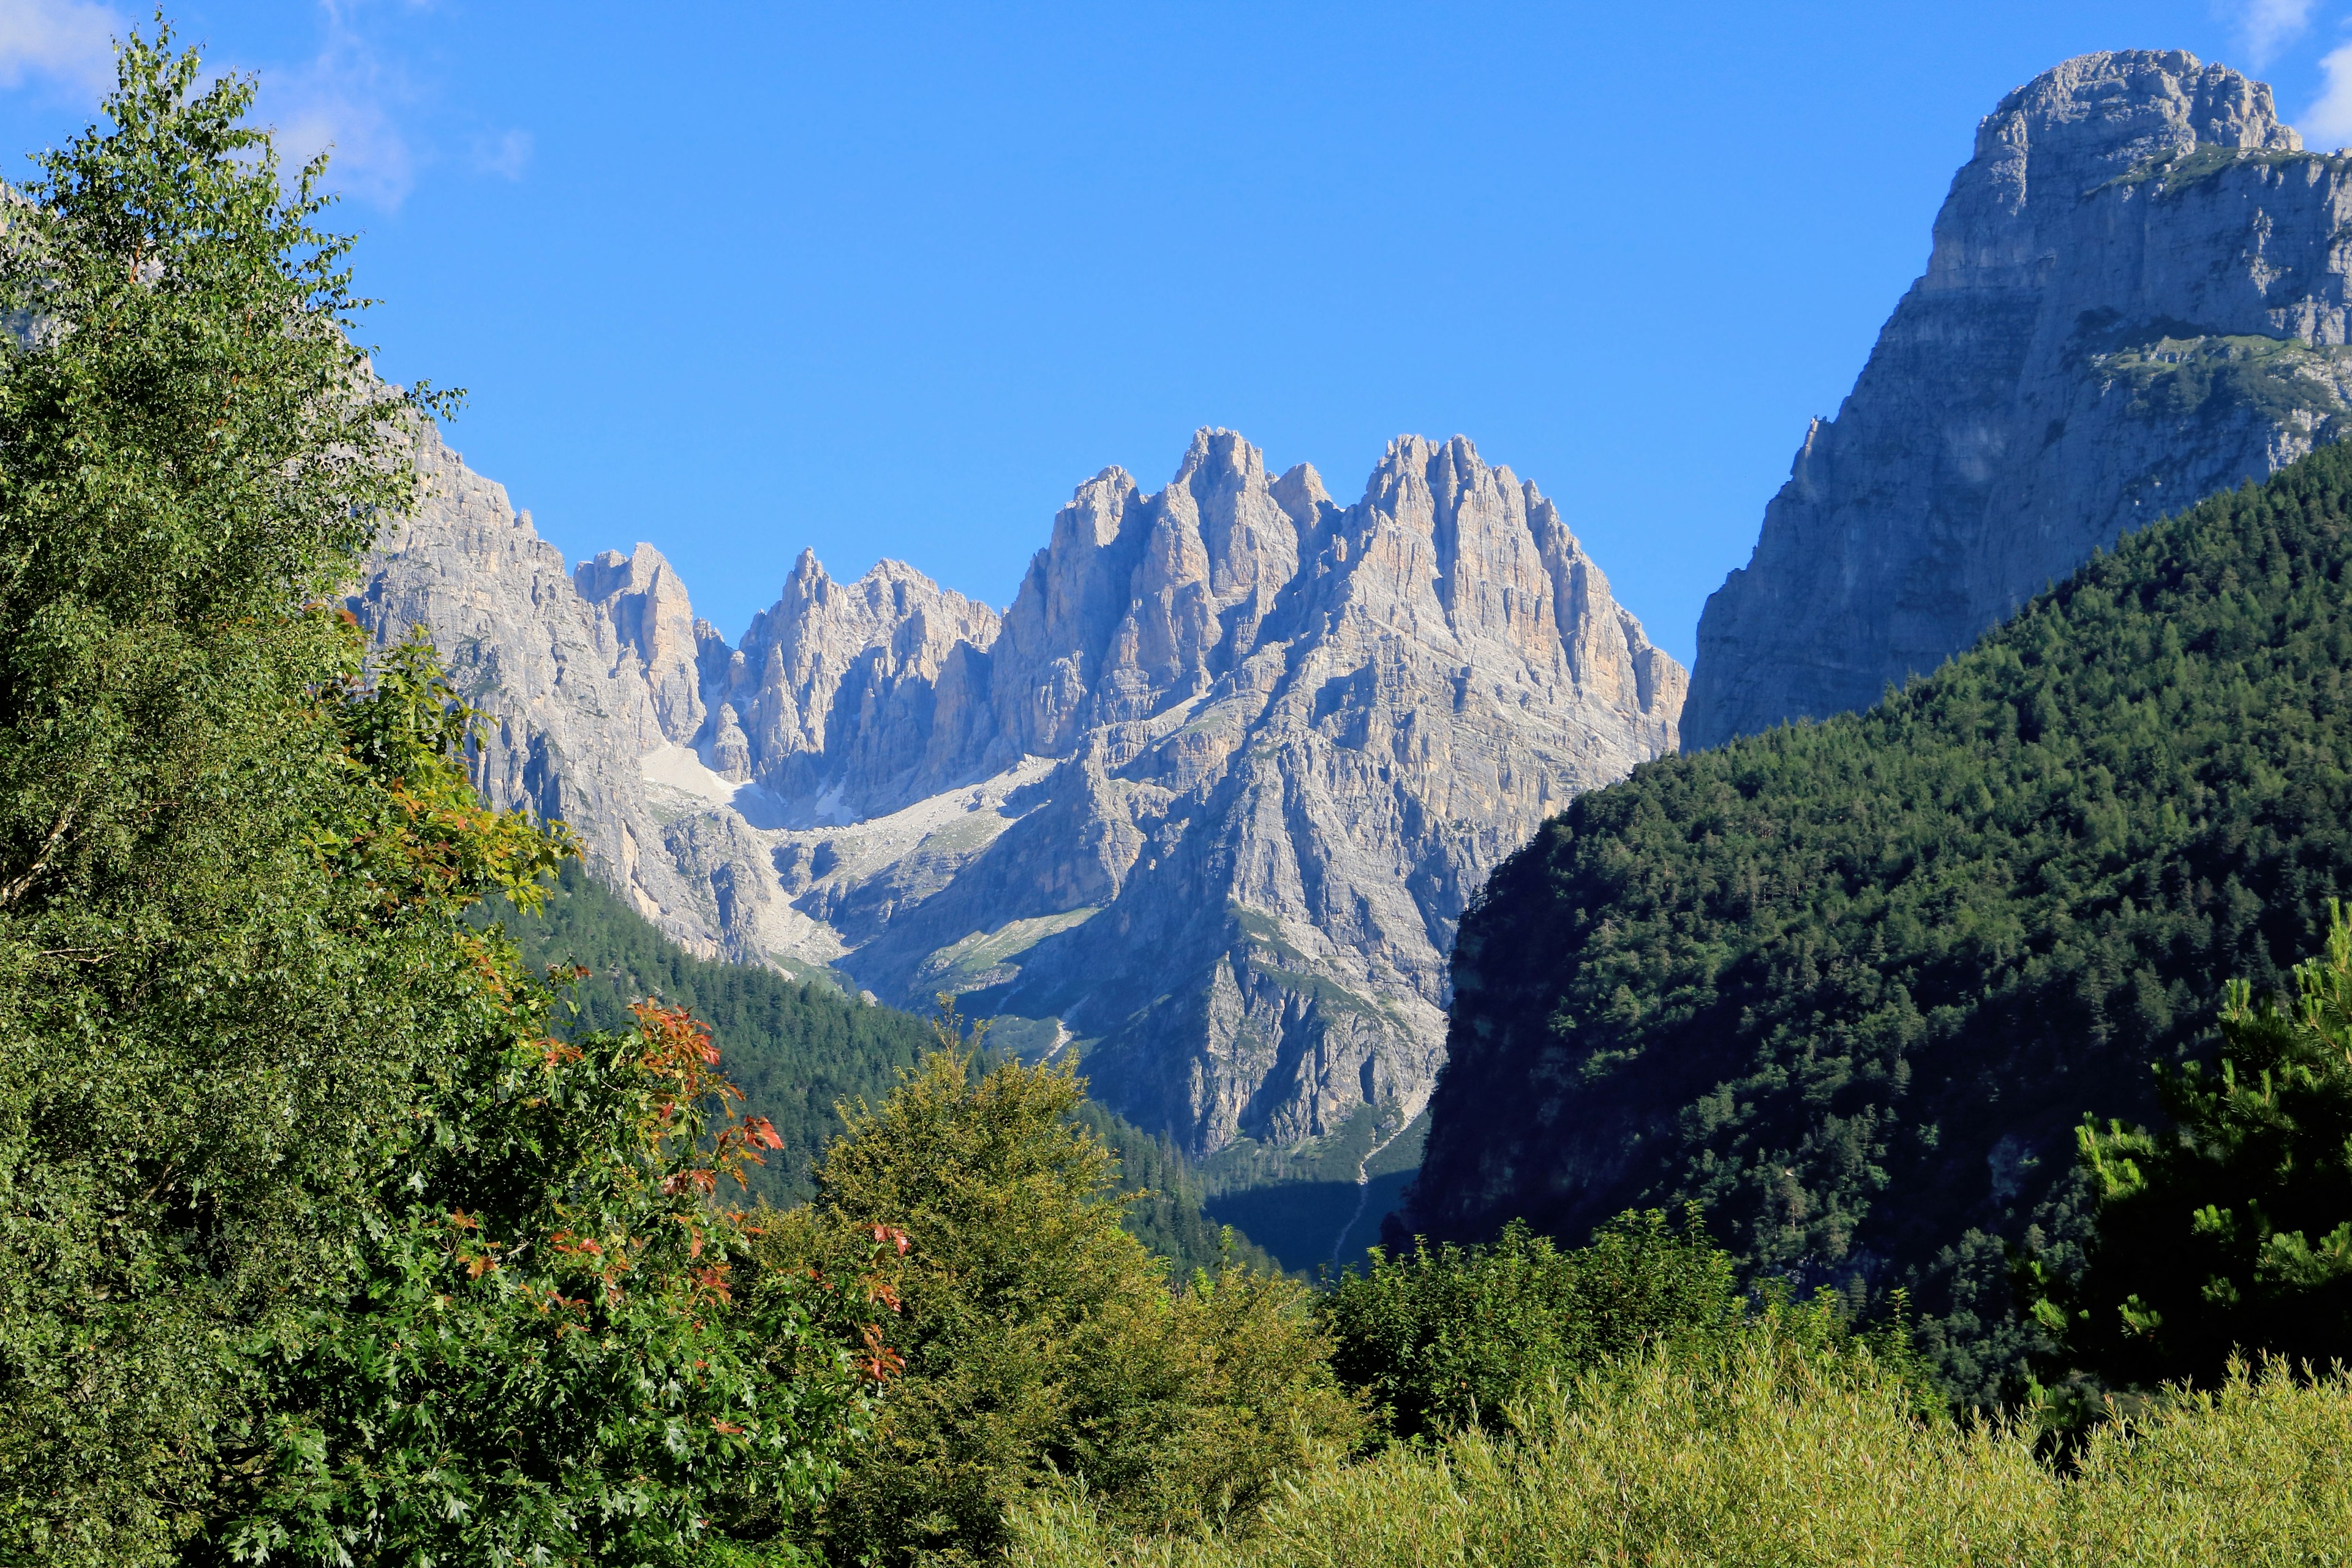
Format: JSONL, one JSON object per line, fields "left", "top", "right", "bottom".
{"left": 1414, "top": 442, "right": 2352, "bottom": 1403}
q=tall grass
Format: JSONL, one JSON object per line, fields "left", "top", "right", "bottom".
{"left": 1007, "top": 1324, "right": 2352, "bottom": 1567}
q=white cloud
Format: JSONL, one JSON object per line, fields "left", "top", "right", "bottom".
{"left": 2237, "top": 0, "right": 2317, "bottom": 67}
{"left": 2305, "top": 39, "right": 2352, "bottom": 148}
{"left": 0, "top": 0, "right": 522, "bottom": 213}
{"left": 273, "top": 91, "right": 414, "bottom": 209}
{"left": 2237, "top": 0, "right": 2316, "bottom": 67}
{"left": 258, "top": 12, "right": 420, "bottom": 209}
{"left": 473, "top": 127, "right": 531, "bottom": 181}
{"left": 0, "top": 0, "right": 124, "bottom": 95}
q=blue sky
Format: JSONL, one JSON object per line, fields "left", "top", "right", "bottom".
{"left": 1, "top": 2, "right": 2345, "bottom": 660}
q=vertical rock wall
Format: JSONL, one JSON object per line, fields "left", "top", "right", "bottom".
{"left": 1687, "top": 50, "right": 2352, "bottom": 748}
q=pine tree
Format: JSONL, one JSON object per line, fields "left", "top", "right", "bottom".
{"left": 2034, "top": 902, "right": 2352, "bottom": 1388}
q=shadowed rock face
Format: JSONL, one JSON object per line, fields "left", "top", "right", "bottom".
{"left": 359, "top": 425, "right": 1681, "bottom": 1155}
{"left": 1687, "top": 50, "right": 2352, "bottom": 749}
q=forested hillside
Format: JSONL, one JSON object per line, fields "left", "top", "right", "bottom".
{"left": 1414, "top": 444, "right": 2352, "bottom": 1403}
{"left": 494, "top": 864, "right": 1268, "bottom": 1270}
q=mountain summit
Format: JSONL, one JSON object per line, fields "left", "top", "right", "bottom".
{"left": 358, "top": 426, "right": 1681, "bottom": 1157}
{"left": 1686, "top": 50, "right": 2348, "bottom": 747}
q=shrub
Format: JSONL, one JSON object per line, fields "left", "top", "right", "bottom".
{"left": 1319, "top": 1208, "right": 1744, "bottom": 1439}
{"left": 1007, "top": 1325, "right": 2352, "bottom": 1567}
{"left": 760, "top": 1027, "right": 1363, "bottom": 1565}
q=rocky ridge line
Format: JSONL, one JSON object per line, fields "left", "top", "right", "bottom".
{"left": 358, "top": 426, "right": 1684, "bottom": 1157}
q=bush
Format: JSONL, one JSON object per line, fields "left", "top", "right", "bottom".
{"left": 760, "top": 1027, "right": 1363, "bottom": 1566}
{"left": 1007, "top": 1322, "right": 2352, "bottom": 1567}
{"left": 1319, "top": 1209, "right": 1744, "bottom": 1439}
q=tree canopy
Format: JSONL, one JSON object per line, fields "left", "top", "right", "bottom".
{"left": 1418, "top": 441, "right": 2352, "bottom": 1406}
{"left": 767, "top": 1031, "right": 1362, "bottom": 1566}
{"left": 2031, "top": 902, "right": 2352, "bottom": 1389}
{"left": 0, "top": 29, "right": 862, "bottom": 1563}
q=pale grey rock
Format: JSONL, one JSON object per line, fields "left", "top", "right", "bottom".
{"left": 707, "top": 550, "right": 1001, "bottom": 815}
{"left": 1688, "top": 50, "right": 2352, "bottom": 748}
{"left": 360, "top": 426, "right": 1683, "bottom": 1156}
{"left": 709, "top": 703, "right": 753, "bottom": 782}
{"left": 575, "top": 543, "right": 705, "bottom": 744}
{"left": 353, "top": 424, "right": 734, "bottom": 952}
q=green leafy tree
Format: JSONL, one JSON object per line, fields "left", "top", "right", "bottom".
{"left": 0, "top": 27, "right": 862, "bottom": 1564}
{"left": 1320, "top": 1209, "right": 1744, "bottom": 1439}
{"left": 0, "top": 28, "right": 466, "bottom": 1559}
{"left": 2032, "top": 900, "right": 2352, "bottom": 1389}
{"left": 764, "top": 1009, "right": 1363, "bottom": 1566}
{"left": 210, "top": 647, "right": 864, "bottom": 1566}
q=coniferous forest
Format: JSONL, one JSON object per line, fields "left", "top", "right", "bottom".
{"left": 1419, "top": 435, "right": 2352, "bottom": 1406}
{"left": 6, "top": 24, "right": 2352, "bottom": 1568}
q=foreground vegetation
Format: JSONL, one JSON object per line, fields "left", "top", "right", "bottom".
{"left": 1009, "top": 1338, "right": 2352, "bottom": 1567}
{"left": 0, "top": 35, "right": 865, "bottom": 1562}
{"left": 763, "top": 1036, "right": 1360, "bottom": 1565}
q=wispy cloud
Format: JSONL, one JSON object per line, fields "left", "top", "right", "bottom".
{"left": 259, "top": 10, "right": 421, "bottom": 209}
{"left": 0, "top": 0, "right": 124, "bottom": 96}
{"left": 2305, "top": 39, "right": 2352, "bottom": 147}
{"left": 2236, "top": 0, "right": 2316, "bottom": 68}
{"left": 257, "top": 4, "right": 532, "bottom": 209}
{"left": 1, "top": 1, "right": 521, "bottom": 213}
{"left": 472, "top": 127, "right": 532, "bottom": 181}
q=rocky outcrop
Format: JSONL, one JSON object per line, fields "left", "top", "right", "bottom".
{"left": 574, "top": 543, "right": 706, "bottom": 744}
{"left": 1686, "top": 50, "right": 2352, "bottom": 748}
{"left": 358, "top": 425, "right": 1682, "bottom": 1155}
{"left": 355, "top": 426, "right": 734, "bottom": 948}
{"left": 702, "top": 551, "right": 1001, "bottom": 812}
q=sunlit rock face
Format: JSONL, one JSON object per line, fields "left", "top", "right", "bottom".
{"left": 1687, "top": 50, "right": 2352, "bottom": 748}
{"left": 359, "top": 425, "right": 1681, "bottom": 1155}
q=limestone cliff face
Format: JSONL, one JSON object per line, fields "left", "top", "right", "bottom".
{"left": 705, "top": 551, "right": 1000, "bottom": 810}
{"left": 355, "top": 426, "right": 763, "bottom": 950}
{"left": 1687, "top": 50, "right": 2352, "bottom": 748}
{"left": 574, "top": 543, "right": 704, "bottom": 744}
{"left": 359, "top": 426, "right": 1681, "bottom": 1155}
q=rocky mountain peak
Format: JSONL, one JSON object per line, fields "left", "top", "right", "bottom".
{"left": 1931, "top": 52, "right": 2299, "bottom": 289}
{"left": 1270, "top": 459, "right": 1331, "bottom": 521}
{"left": 575, "top": 541, "right": 703, "bottom": 743}
{"left": 360, "top": 423, "right": 1684, "bottom": 1156}
{"left": 1988, "top": 50, "right": 2293, "bottom": 179}
{"left": 710, "top": 554, "right": 1000, "bottom": 803}
{"left": 1686, "top": 50, "right": 2352, "bottom": 750}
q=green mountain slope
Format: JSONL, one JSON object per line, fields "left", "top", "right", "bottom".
{"left": 1412, "top": 445, "right": 2352, "bottom": 1403}
{"left": 491, "top": 863, "right": 1270, "bottom": 1272}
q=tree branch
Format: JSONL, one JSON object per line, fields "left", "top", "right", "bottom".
{"left": 0, "top": 804, "right": 77, "bottom": 908}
